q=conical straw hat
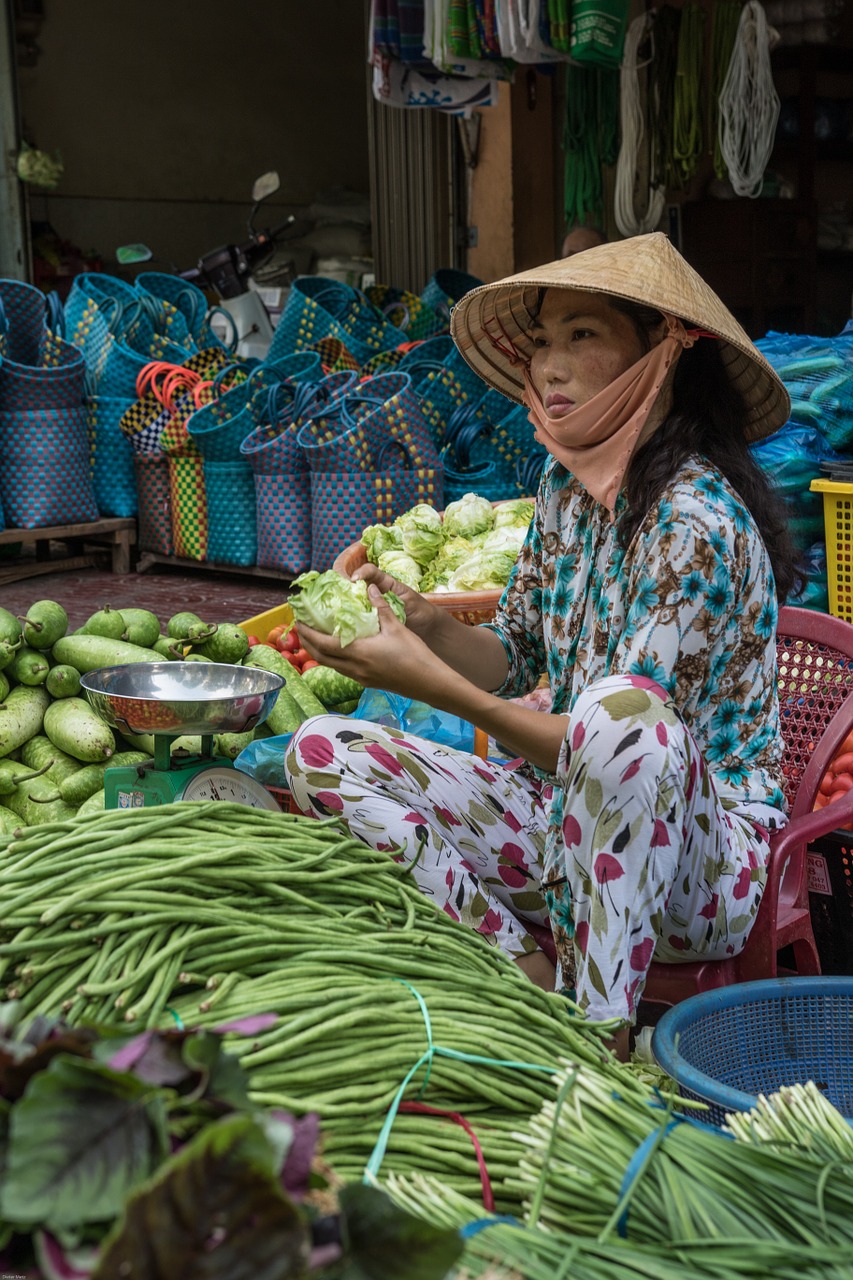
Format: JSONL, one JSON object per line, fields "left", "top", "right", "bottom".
{"left": 450, "top": 232, "right": 789, "bottom": 442}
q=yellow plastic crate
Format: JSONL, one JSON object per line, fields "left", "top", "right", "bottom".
{"left": 811, "top": 478, "right": 853, "bottom": 623}
{"left": 239, "top": 602, "right": 293, "bottom": 642}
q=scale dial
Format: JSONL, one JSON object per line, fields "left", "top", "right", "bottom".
{"left": 179, "top": 766, "right": 282, "bottom": 810}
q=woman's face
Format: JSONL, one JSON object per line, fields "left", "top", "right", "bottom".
{"left": 527, "top": 288, "right": 657, "bottom": 414}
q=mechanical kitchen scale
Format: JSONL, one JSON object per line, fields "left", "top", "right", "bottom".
{"left": 81, "top": 662, "right": 285, "bottom": 810}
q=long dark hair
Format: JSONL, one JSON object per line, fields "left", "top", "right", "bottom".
{"left": 609, "top": 298, "right": 802, "bottom": 604}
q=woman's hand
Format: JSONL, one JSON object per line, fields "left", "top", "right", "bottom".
{"left": 351, "top": 562, "right": 442, "bottom": 641}
{"left": 295, "top": 584, "right": 448, "bottom": 701}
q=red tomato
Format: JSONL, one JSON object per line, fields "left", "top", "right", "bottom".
{"left": 281, "top": 628, "right": 301, "bottom": 653}
{"left": 291, "top": 648, "right": 311, "bottom": 669}
{"left": 246, "top": 634, "right": 262, "bottom": 647}
{"left": 267, "top": 624, "right": 288, "bottom": 646}
{"left": 301, "top": 659, "right": 320, "bottom": 671}
{"left": 282, "top": 652, "right": 301, "bottom": 668}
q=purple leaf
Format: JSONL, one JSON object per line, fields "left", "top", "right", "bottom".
{"left": 214, "top": 1013, "right": 278, "bottom": 1035}
{"left": 34, "top": 1231, "right": 99, "bottom": 1280}
{"left": 108, "top": 1032, "right": 191, "bottom": 1087}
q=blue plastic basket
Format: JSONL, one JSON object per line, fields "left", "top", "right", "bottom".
{"left": 651, "top": 976, "right": 853, "bottom": 1127}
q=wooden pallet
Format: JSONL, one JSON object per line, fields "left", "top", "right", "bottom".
{"left": 0, "top": 518, "right": 137, "bottom": 585}
{"left": 135, "top": 550, "right": 291, "bottom": 583}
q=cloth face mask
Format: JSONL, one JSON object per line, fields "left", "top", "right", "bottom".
{"left": 522, "top": 314, "right": 704, "bottom": 512}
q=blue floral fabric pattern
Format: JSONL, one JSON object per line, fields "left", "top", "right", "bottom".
{"left": 483, "top": 454, "right": 787, "bottom": 823}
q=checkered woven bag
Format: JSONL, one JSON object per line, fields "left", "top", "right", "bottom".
{"left": 204, "top": 459, "right": 257, "bottom": 566}
{"left": 135, "top": 272, "right": 231, "bottom": 352}
{"left": 298, "top": 371, "right": 440, "bottom": 476}
{"left": 269, "top": 276, "right": 403, "bottom": 367}
{"left": 65, "top": 273, "right": 196, "bottom": 397}
{"left": 134, "top": 455, "right": 173, "bottom": 555}
{"left": 87, "top": 395, "right": 138, "bottom": 518}
{"left": 0, "top": 279, "right": 48, "bottom": 365}
{"left": 310, "top": 444, "right": 444, "bottom": 571}
{"left": 309, "top": 336, "right": 360, "bottom": 374}
{"left": 187, "top": 353, "right": 321, "bottom": 462}
{"left": 365, "top": 283, "right": 447, "bottom": 342}
{"left": 240, "top": 371, "right": 359, "bottom": 575}
{"left": 0, "top": 404, "right": 98, "bottom": 529}
{"left": 420, "top": 267, "right": 483, "bottom": 323}
{"left": 0, "top": 332, "right": 86, "bottom": 414}
{"left": 416, "top": 349, "right": 494, "bottom": 448}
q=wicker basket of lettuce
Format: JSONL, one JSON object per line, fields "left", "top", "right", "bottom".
{"left": 332, "top": 492, "right": 534, "bottom": 626}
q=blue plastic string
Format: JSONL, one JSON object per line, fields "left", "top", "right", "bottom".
{"left": 459, "top": 1215, "right": 522, "bottom": 1238}
{"left": 363, "top": 979, "right": 558, "bottom": 1183}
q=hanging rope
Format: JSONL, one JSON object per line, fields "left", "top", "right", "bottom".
{"left": 672, "top": 2, "right": 705, "bottom": 187}
{"left": 613, "top": 12, "right": 666, "bottom": 238}
{"left": 710, "top": 0, "right": 743, "bottom": 180}
{"left": 563, "top": 62, "right": 620, "bottom": 230}
{"left": 718, "top": 0, "right": 781, "bottom": 197}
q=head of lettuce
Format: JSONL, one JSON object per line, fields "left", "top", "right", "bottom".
{"left": 289, "top": 571, "right": 407, "bottom": 649}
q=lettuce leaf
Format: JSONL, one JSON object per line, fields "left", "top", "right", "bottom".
{"left": 289, "top": 571, "right": 406, "bottom": 648}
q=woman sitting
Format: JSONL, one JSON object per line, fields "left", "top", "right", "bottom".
{"left": 284, "top": 233, "right": 798, "bottom": 1058}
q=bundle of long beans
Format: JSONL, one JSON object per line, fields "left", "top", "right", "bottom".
{"left": 0, "top": 803, "right": 630, "bottom": 1210}
{"left": 389, "top": 1175, "right": 853, "bottom": 1280}
{"left": 500, "top": 1066, "right": 853, "bottom": 1250}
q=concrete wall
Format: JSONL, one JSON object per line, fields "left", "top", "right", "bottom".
{"left": 17, "top": 0, "right": 371, "bottom": 272}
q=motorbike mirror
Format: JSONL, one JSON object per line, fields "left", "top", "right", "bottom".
{"left": 116, "top": 243, "right": 153, "bottom": 265}
{"left": 252, "top": 171, "right": 280, "bottom": 204}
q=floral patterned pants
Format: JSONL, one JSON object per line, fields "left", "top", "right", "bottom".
{"left": 284, "top": 674, "right": 776, "bottom": 1024}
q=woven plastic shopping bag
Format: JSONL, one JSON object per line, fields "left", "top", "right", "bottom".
{"left": 298, "top": 371, "right": 440, "bottom": 477}
{"left": 309, "top": 440, "right": 444, "bottom": 572}
{"left": 269, "top": 276, "right": 405, "bottom": 367}
{"left": 240, "top": 371, "right": 358, "bottom": 575}
{"left": 186, "top": 351, "right": 321, "bottom": 463}
{"left": 0, "top": 279, "right": 48, "bottom": 365}
{"left": 134, "top": 454, "right": 174, "bottom": 555}
{"left": 0, "top": 404, "right": 98, "bottom": 529}
{"left": 420, "top": 268, "right": 483, "bottom": 323}
{"left": 87, "top": 395, "right": 138, "bottom": 517}
{"left": 204, "top": 459, "right": 257, "bottom": 566}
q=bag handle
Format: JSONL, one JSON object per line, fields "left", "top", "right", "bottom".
{"left": 46, "top": 290, "right": 65, "bottom": 338}
{"left": 205, "top": 304, "right": 240, "bottom": 352}
{"left": 374, "top": 437, "right": 413, "bottom": 472}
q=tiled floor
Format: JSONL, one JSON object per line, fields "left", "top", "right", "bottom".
{"left": 1, "top": 563, "right": 287, "bottom": 630}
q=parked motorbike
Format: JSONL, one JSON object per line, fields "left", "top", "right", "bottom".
{"left": 118, "top": 171, "right": 308, "bottom": 358}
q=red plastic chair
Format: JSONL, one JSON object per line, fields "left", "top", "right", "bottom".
{"left": 643, "top": 605, "right": 853, "bottom": 1007}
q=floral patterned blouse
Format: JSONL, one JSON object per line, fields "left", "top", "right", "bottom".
{"left": 483, "top": 455, "right": 787, "bottom": 821}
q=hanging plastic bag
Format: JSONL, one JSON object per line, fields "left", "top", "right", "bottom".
{"left": 569, "top": 0, "right": 629, "bottom": 67}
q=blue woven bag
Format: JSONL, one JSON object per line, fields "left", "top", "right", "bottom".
{"left": 416, "top": 350, "right": 493, "bottom": 448}
{"left": 87, "top": 395, "right": 138, "bottom": 518}
{"left": 204, "top": 459, "right": 257, "bottom": 566}
{"left": 0, "top": 331, "right": 85, "bottom": 414}
{"left": 241, "top": 372, "right": 358, "bottom": 577}
{"left": 187, "top": 355, "right": 322, "bottom": 462}
{"left": 309, "top": 439, "right": 444, "bottom": 572}
{"left": 270, "top": 276, "right": 403, "bottom": 367}
{"left": 0, "top": 279, "right": 48, "bottom": 365}
{"left": 420, "top": 268, "right": 484, "bottom": 322}
{"left": 136, "top": 272, "right": 228, "bottom": 352}
{"left": 66, "top": 274, "right": 195, "bottom": 396}
{"left": 298, "top": 371, "right": 440, "bottom": 476}
{"left": 365, "top": 283, "right": 448, "bottom": 342}
{"left": 0, "top": 404, "right": 98, "bottom": 529}
{"left": 0, "top": 483, "right": 4, "bottom": 533}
